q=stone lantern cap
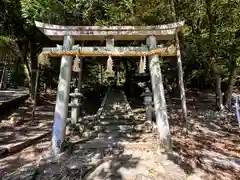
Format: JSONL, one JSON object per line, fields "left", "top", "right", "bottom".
{"left": 69, "top": 88, "right": 84, "bottom": 98}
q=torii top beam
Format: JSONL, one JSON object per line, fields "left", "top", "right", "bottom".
{"left": 35, "top": 21, "right": 184, "bottom": 41}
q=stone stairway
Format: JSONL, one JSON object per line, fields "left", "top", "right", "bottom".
{"left": 94, "top": 90, "right": 148, "bottom": 141}
{"left": 75, "top": 89, "right": 187, "bottom": 180}
{"left": 77, "top": 89, "right": 154, "bottom": 149}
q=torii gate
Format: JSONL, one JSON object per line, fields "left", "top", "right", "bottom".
{"left": 35, "top": 21, "right": 187, "bottom": 155}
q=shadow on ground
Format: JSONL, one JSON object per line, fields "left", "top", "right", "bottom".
{"left": 126, "top": 88, "right": 240, "bottom": 180}
{"left": 167, "top": 90, "right": 240, "bottom": 180}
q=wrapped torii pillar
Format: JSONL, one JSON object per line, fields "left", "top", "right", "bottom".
{"left": 35, "top": 21, "right": 186, "bottom": 155}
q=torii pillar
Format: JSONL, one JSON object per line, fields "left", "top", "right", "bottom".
{"left": 52, "top": 36, "right": 74, "bottom": 154}
{"left": 147, "top": 36, "right": 171, "bottom": 151}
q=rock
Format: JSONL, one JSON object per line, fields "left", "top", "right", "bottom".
{"left": 76, "top": 124, "right": 84, "bottom": 133}
{"left": 144, "top": 120, "right": 153, "bottom": 133}
{"left": 1, "top": 120, "right": 9, "bottom": 124}
{"left": 42, "top": 164, "right": 62, "bottom": 177}
{"left": 83, "top": 131, "right": 94, "bottom": 138}
{"left": 9, "top": 116, "right": 21, "bottom": 125}
{"left": 67, "top": 160, "right": 84, "bottom": 170}
{"left": 11, "top": 112, "right": 20, "bottom": 117}
{"left": 65, "top": 125, "right": 71, "bottom": 136}
{"left": 65, "top": 124, "right": 76, "bottom": 135}
{"left": 8, "top": 112, "right": 23, "bottom": 125}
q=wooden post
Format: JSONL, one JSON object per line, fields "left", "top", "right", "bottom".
{"left": 175, "top": 34, "right": 188, "bottom": 129}
{"left": 146, "top": 35, "right": 172, "bottom": 151}
{"left": 77, "top": 57, "right": 83, "bottom": 91}
{"left": 77, "top": 57, "right": 83, "bottom": 119}
{"left": 52, "top": 36, "right": 74, "bottom": 155}
{"left": 101, "top": 64, "right": 103, "bottom": 84}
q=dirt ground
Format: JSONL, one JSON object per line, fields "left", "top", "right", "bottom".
{"left": 0, "top": 89, "right": 239, "bottom": 180}
{"left": 130, "top": 89, "right": 240, "bottom": 180}
{"left": 0, "top": 86, "right": 106, "bottom": 178}
{"left": 0, "top": 93, "right": 55, "bottom": 177}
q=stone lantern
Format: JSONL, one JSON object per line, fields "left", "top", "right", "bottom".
{"left": 69, "top": 88, "right": 83, "bottom": 124}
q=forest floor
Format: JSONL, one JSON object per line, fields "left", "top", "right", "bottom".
{"left": 130, "top": 89, "right": 240, "bottom": 180}
{"left": 0, "top": 93, "right": 54, "bottom": 177}
{"left": 0, "top": 88, "right": 239, "bottom": 180}
{"left": 0, "top": 86, "right": 106, "bottom": 178}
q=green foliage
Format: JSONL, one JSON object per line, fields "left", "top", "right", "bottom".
{"left": 0, "top": 36, "right": 21, "bottom": 61}
{"left": 175, "top": 0, "right": 240, "bottom": 87}
{"left": 0, "top": 0, "right": 25, "bottom": 36}
{"left": 1, "top": 0, "right": 240, "bottom": 90}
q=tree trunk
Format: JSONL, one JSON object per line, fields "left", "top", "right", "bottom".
{"left": 224, "top": 67, "right": 237, "bottom": 109}
{"left": 176, "top": 33, "right": 188, "bottom": 131}
{"left": 123, "top": 60, "right": 129, "bottom": 80}
{"left": 0, "top": 64, "right": 6, "bottom": 89}
{"left": 123, "top": 60, "right": 131, "bottom": 96}
{"left": 31, "top": 70, "right": 40, "bottom": 121}
{"left": 30, "top": 37, "right": 38, "bottom": 101}
{"left": 14, "top": 58, "right": 20, "bottom": 88}
{"left": 17, "top": 39, "right": 31, "bottom": 88}
{"left": 215, "top": 74, "right": 224, "bottom": 111}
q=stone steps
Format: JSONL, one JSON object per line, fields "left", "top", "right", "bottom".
{"left": 99, "top": 114, "right": 133, "bottom": 119}
{"left": 96, "top": 131, "right": 151, "bottom": 140}
{"left": 92, "top": 90, "right": 152, "bottom": 144}
{"left": 78, "top": 90, "right": 154, "bottom": 150}
{"left": 75, "top": 139, "right": 156, "bottom": 150}
{"left": 96, "top": 130, "right": 144, "bottom": 138}
{"left": 93, "top": 124, "right": 146, "bottom": 132}
{"left": 97, "top": 118, "right": 144, "bottom": 125}
{"left": 79, "top": 130, "right": 150, "bottom": 143}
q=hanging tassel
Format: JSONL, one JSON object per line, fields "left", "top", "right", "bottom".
{"left": 106, "top": 56, "right": 113, "bottom": 73}
{"left": 139, "top": 56, "right": 146, "bottom": 73}
{"left": 143, "top": 56, "right": 146, "bottom": 72}
{"left": 139, "top": 56, "right": 143, "bottom": 73}
{"left": 38, "top": 54, "right": 50, "bottom": 65}
{"left": 72, "top": 55, "right": 80, "bottom": 72}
